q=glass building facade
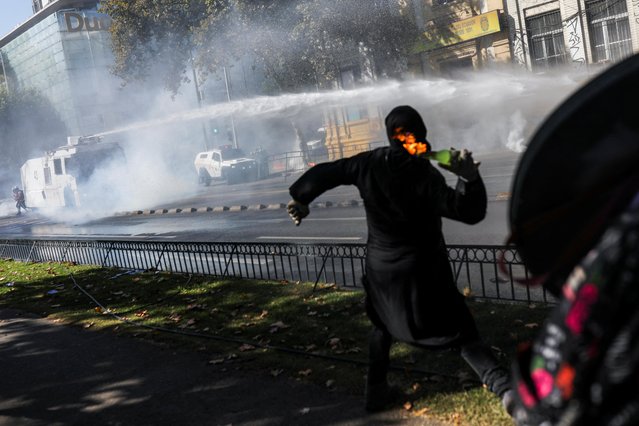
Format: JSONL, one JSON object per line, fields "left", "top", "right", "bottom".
{"left": 0, "top": 0, "right": 126, "bottom": 137}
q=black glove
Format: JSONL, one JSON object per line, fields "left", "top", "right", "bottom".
{"left": 439, "top": 148, "right": 480, "bottom": 182}
{"left": 287, "top": 199, "right": 309, "bottom": 226}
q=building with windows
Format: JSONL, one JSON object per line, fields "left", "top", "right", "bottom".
{"left": 0, "top": 0, "right": 270, "bottom": 151}
{"left": 409, "top": 0, "right": 513, "bottom": 76}
{"left": 0, "top": 0, "right": 125, "bottom": 137}
{"left": 504, "top": 0, "right": 638, "bottom": 70}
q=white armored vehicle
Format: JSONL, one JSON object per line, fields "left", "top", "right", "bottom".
{"left": 194, "top": 145, "right": 258, "bottom": 186}
{"left": 20, "top": 136, "right": 124, "bottom": 208}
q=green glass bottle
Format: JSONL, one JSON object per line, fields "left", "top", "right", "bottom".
{"left": 423, "top": 149, "right": 452, "bottom": 166}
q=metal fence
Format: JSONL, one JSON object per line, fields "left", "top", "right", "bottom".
{"left": 0, "top": 239, "right": 553, "bottom": 304}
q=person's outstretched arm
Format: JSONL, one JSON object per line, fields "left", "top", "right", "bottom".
{"left": 288, "top": 156, "right": 361, "bottom": 225}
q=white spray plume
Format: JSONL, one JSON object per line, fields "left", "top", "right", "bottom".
{"left": 31, "top": 68, "right": 590, "bottom": 223}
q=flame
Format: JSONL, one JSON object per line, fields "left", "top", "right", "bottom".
{"left": 392, "top": 127, "right": 429, "bottom": 156}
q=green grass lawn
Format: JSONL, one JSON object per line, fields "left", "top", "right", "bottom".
{"left": 0, "top": 258, "right": 551, "bottom": 425}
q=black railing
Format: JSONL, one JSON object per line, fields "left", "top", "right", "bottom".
{"left": 0, "top": 239, "right": 553, "bottom": 304}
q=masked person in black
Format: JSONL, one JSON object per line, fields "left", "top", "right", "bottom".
{"left": 287, "top": 105, "right": 514, "bottom": 414}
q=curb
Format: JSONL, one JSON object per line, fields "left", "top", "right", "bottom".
{"left": 119, "top": 200, "right": 364, "bottom": 217}
{"left": 117, "top": 194, "right": 509, "bottom": 217}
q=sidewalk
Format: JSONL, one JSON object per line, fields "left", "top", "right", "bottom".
{"left": 0, "top": 309, "right": 441, "bottom": 426}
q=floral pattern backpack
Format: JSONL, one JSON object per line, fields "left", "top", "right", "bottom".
{"left": 512, "top": 196, "right": 639, "bottom": 425}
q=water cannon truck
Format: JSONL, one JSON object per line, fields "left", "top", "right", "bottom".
{"left": 20, "top": 135, "right": 124, "bottom": 208}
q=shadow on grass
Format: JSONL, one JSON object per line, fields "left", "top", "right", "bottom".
{"left": 0, "top": 262, "right": 423, "bottom": 425}
{"left": 0, "top": 260, "right": 550, "bottom": 425}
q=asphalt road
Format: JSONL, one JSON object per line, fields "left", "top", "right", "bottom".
{"left": 0, "top": 150, "right": 519, "bottom": 245}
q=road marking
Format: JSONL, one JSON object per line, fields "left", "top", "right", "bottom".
{"left": 257, "top": 236, "right": 362, "bottom": 241}
{"left": 30, "top": 234, "right": 177, "bottom": 240}
{"left": 305, "top": 217, "right": 366, "bottom": 221}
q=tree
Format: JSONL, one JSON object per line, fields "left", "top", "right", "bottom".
{"left": 99, "top": 0, "right": 224, "bottom": 94}
{"left": 294, "top": 0, "right": 420, "bottom": 83}
{"left": 0, "top": 88, "right": 68, "bottom": 190}
{"left": 101, "top": 0, "right": 420, "bottom": 94}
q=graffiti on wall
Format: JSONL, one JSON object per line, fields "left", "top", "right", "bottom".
{"left": 565, "top": 15, "right": 586, "bottom": 67}
{"left": 513, "top": 29, "right": 527, "bottom": 67}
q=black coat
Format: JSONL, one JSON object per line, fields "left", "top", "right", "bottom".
{"left": 289, "top": 145, "right": 487, "bottom": 347}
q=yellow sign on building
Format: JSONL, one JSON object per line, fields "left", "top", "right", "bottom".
{"left": 415, "top": 10, "right": 501, "bottom": 52}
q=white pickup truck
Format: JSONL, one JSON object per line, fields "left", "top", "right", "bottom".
{"left": 194, "top": 146, "right": 258, "bottom": 186}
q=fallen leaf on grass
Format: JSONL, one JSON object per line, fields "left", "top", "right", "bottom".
{"left": 298, "top": 369, "right": 312, "bottom": 377}
{"left": 187, "top": 304, "right": 205, "bottom": 311}
{"left": 524, "top": 323, "right": 539, "bottom": 329}
{"left": 327, "top": 337, "right": 340, "bottom": 347}
{"left": 178, "top": 318, "right": 197, "bottom": 329}
{"left": 299, "top": 407, "right": 310, "bottom": 415}
{"left": 412, "top": 407, "right": 430, "bottom": 417}
{"left": 403, "top": 401, "right": 413, "bottom": 410}
{"left": 135, "top": 310, "right": 149, "bottom": 318}
{"left": 269, "top": 321, "right": 290, "bottom": 333}
{"left": 239, "top": 344, "right": 255, "bottom": 352}
{"left": 208, "top": 358, "right": 225, "bottom": 365}
{"left": 325, "top": 379, "right": 335, "bottom": 388}
{"left": 270, "top": 369, "right": 284, "bottom": 377}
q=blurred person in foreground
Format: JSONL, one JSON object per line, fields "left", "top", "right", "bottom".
{"left": 12, "top": 186, "right": 27, "bottom": 216}
{"left": 507, "top": 53, "right": 639, "bottom": 426}
{"left": 286, "top": 105, "right": 514, "bottom": 414}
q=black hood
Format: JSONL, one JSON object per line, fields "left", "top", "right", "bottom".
{"left": 384, "top": 105, "right": 428, "bottom": 148}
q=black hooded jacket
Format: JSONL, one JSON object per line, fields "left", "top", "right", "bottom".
{"left": 289, "top": 106, "right": 487, "bottom": 346}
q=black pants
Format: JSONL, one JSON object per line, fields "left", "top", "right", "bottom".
{"left": 367, "top": 326, "right": 511, "bottom": 398}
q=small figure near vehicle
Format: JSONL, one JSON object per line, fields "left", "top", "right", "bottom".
{"left": 12, "top": 186, "right": 27, "bottom": 215}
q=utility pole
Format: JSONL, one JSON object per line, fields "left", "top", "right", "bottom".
{"left": 192, "top": 63, "right": 210, "bottom": 151}
{"left": 223, "top": 66, "right": 238, "bottom": 149}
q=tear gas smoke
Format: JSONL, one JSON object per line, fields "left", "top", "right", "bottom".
{"left": 27, "top": 68, "right": 589, "bottom": 224}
